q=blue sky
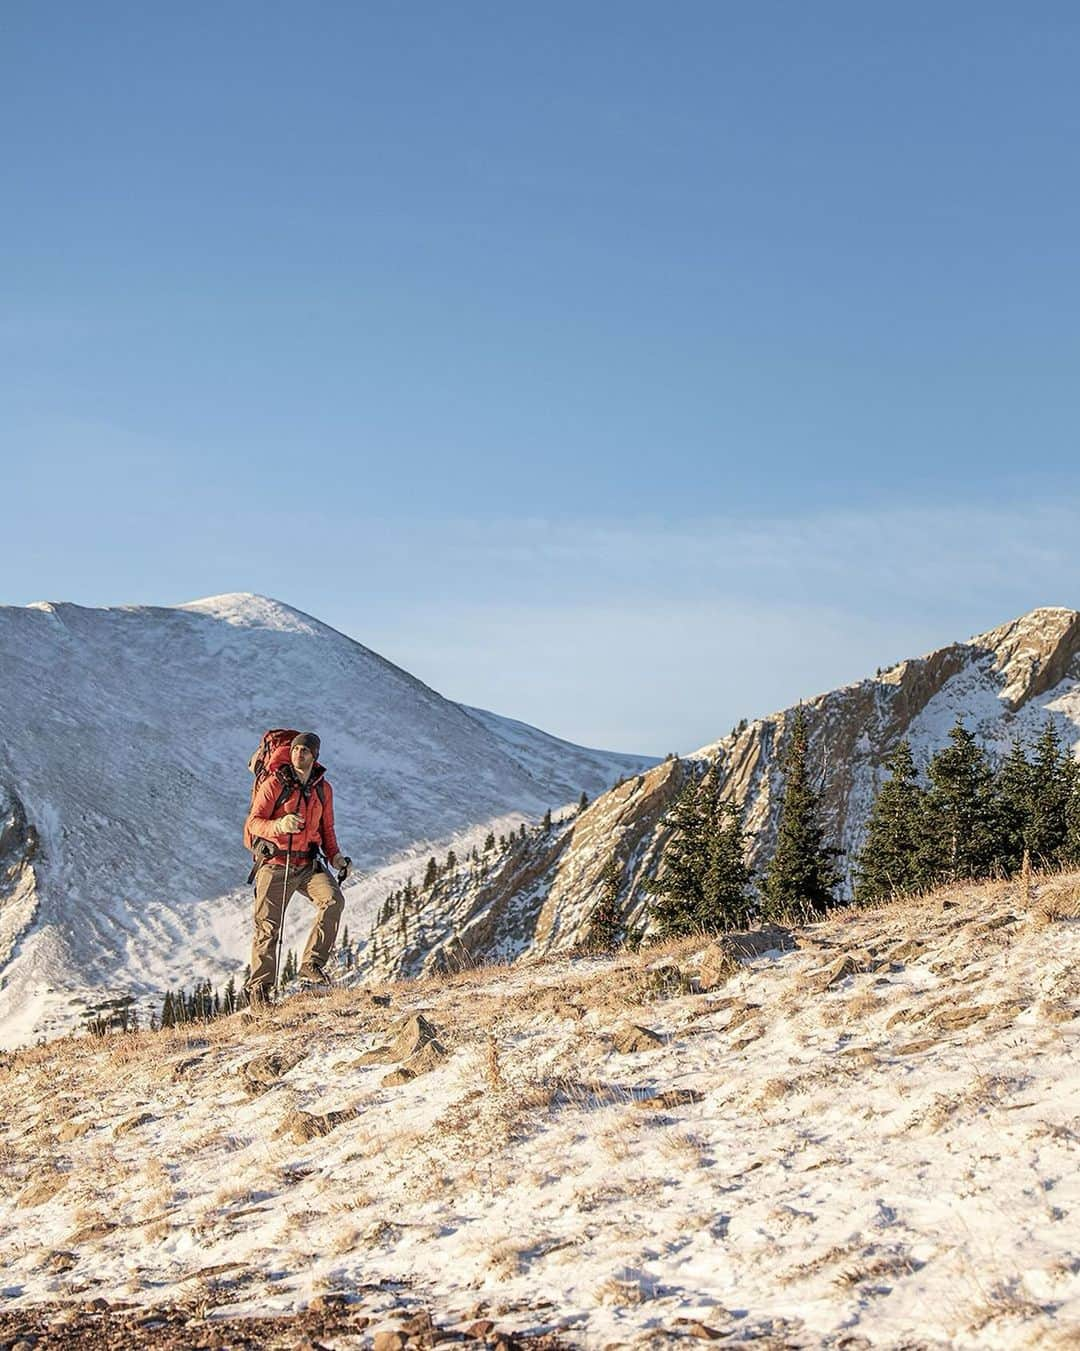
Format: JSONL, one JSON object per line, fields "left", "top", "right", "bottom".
{"left": 5, "top": 3, "right": 1080, "bottom": 753}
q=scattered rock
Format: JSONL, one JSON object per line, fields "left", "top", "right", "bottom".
{"left": 16, "top": 1173, "right": 68, "bottom": 1208}
{"left": 613, "top": 1024, "right": 664, "bottom": 1054}
{"left": 381, "top": 1067, "right": 416, "bottom": 1088}
{"left": 114, "top": 1111, "right": 154, "bottom": 1136}
{"left": 308, "top": 1292, "right": 349, "bottom": 1314}
{"left": 725, "top": 1002, "right": 761, "bottom": 1032}
{"left": 389, "top": 1012, "right": 442, "bottom": 1061}
{"left": 695, "top": 941, "right": 739, "bottom": 991}
{"left": 885, "top": 939, "right": 926, "bottom": 963}
{"left": 675, "top": 1318, "right": 726, "bottom": 1340}
{"left": 355, "top": 1046, "right": 392, "bottom": 1066}
{"left": 275, "top": 1107, "right": 356, "bottom": 1143}
{"left": 241, "top": 1049, "right": 304, "bottom": 1095}
{"left": 372, "top": 1331, "right": 409, "bottom": 1351}
{"left": 467, "top": 1318, "right": 496, "bottom": 1338}
{"left": 894, "top": 1038, "right": 937, "bottom": 1056}
{"left": 402, "top": 1310, "right": 435, "bottom": 1334}
{"left": 805, "top": 953, "right": 867, "bottom": 994}
{"left": 634, "top": 1088, "right": 704, "bottom": 1110}
{"left": 56, "top": 1120, "right": 90, "bottom": 1143}
{"left": 40, "top": 1250, "right": 77, "bottom": 1273}
{"left": 67, "top": 1220, "right": 116, "bottom": 1243}
{"left": 932, "top": 1004, "right": 993, "bottom": 1032}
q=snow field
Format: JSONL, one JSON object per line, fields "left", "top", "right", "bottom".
{"left": 1, "top": 873, "right": 1079, "bottom": 1347}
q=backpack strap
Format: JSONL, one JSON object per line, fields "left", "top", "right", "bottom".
{"left": 247, "top": 770, "right": 298, "bottom": 884}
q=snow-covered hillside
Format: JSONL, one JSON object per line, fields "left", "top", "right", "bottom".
{"left": 0, "top": 594, "right": 653, "bottom": 1047}
{"left": 1, "top": 872, "right": 1077, "bottom": 1347}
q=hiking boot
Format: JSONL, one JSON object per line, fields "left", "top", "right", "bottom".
{"left": 297, "top": 966, "right": 332, "bottom": 994}
{"left": 245, "top": 984, "right": 274, "bottom": 1014}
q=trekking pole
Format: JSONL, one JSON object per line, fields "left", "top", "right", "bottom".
{"left": 276, "top": 833, "right": 292, "bottom": 992}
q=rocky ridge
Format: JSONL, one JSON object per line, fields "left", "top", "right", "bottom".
{"left": 363, "top": 606, "right": 1080, "bottom": 979}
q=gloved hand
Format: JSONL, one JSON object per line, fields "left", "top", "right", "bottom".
{"left": 332, "top": 853, "right": 351, "bottom": 879}
{"left": 273, "top": 813, "right": 305, "bottom": 836}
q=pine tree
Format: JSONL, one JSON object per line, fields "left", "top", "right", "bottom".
{"left": 584, "top": 854, "right": 623, "bottom": 950}
{"left": 445, "top": 849, "right": 457, "bottom": 873}
{"left": 917, "top": 720, "right": 998, "bottom": 886}
{"left": 854, "top": 740, "right": 925, "bottom": 904}
{"left": 761, "top": 706, "right": 839, "bottom": 925}
{"left": 423, "top": 856, "right": 438, "bottom": 889}
{"left": 578, "top": 790, "right": 589, "bottom": 812}
{"left": 644, "top": 769, "right": 754, "bottom": 937}
{"left": 542, "top": 808, "right": 552, "bottom": 832}
{"left": 994, "top": 735, "right": 1033, "bottom": 876}
{"left": 483, "top": 832, "right": 496, "bottom": 852}
{"left": 1027, "top": 718, "right": 1073, "bottom": 867}
{"left": 1064, "top": 768, "right": 1080, "bottom": 866}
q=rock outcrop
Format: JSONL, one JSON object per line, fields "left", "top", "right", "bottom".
{"left": 363, "top": 607, "right": 1080, "bottom": 977}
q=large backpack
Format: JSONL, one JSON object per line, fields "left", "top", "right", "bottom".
{"left": 244, "top": 728, "right": 299, "bottom": 851}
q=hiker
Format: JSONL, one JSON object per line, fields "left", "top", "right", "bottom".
{"left": 245, "top": 731, "right": 350, "bottom": 1003}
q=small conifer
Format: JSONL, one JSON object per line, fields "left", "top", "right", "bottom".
{"left": 854, "top": 740, "right": 925, "bottom": 904}
{"left": 761, "top": 706, "right": 840, "bottom": 925}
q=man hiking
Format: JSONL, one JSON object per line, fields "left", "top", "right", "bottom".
{"left": 245, "top": 731, "right": 350, "bottom": 1004}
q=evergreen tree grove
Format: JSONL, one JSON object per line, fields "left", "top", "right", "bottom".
{"left": 917, "top": 720, "right": 998, "bottom": 886}
{"left": 854, "top": 740, "right": 925, "bottom": 904}
{"left": 761, "top": 706, "right": 839, "bottom": 925}
{"left": 1027, "top": 718, "right": 1074, "bottom": 867}
{"left": 994, "top": 735, "right": 1034, "bottom": 876}
{"left": 644, "top": 768, "right": 753, "bottom": 937}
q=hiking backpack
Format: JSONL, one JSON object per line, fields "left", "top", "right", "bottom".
{"left": 244, "top": 728, "right": 300, "bottom": 851}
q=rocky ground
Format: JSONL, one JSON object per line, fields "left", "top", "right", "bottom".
{"left": 2, "top": 874, "right": 1079, "bottom": 1348}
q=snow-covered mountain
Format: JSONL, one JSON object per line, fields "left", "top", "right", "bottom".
{"left": 0, "top": 593, "right": 654, "bottom": 1046}
{"left": 363, "top": 606, "right": 1080, "bottom": 978}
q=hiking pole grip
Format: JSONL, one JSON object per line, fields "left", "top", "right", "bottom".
{"left": 337, "top": 856, "right": 352, "bottom": 884}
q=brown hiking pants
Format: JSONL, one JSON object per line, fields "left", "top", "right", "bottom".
{"left": 248, "top": 862, "right": 345, "bottom": 995}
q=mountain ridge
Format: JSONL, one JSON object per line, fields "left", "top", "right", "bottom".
{"left": 362, "top": 605, "right": 1080, "bottom": 979}
{"left": 0, "top": 594, "right": 653, "bottom": 1046}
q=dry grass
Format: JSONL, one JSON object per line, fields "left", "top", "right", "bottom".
{"left": 1032, "top": 876, "right": 1080, "bottom": 925}
{"left": 967, "top": 1277, "right": 1052, "bottom": 1332}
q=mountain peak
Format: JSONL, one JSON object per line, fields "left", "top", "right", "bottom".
{"left": 177, "top": 593, "right": 324, "bottom": 634}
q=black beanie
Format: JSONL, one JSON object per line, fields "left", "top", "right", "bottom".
{"left": 291, "top": 731, "right": 321, "bottom": 757}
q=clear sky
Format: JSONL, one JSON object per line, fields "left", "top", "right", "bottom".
{"left": 5, "top": 3, "right": 1080, "bottom": 754}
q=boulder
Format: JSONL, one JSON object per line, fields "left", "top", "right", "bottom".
{"left": 695, "top": 941, "right": 738, "bottom": 992}
{"left": 389, "top": 1012, "right": 440, "bottom": 1061}
{"left": 372, "top": 1331, "right": 408, "bottom": 1351}
{"left": 613, "top": 1024, "right": 664, "bottom": 1054}
{"left": 241, "top": 1049, "right": 304, "bottom": 1095}
{"left": 275, "top": 1107, "right": 355, "bottom": 1144}
{"left": 805, "top": 953, "right": 861, "bottom": 993}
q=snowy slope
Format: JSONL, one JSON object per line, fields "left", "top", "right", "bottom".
{"left": 1, "top": 872, "right": 1078, "bottom": 1347}
{"left": 0, "top": 594, "right": 653, "bottom": 1047}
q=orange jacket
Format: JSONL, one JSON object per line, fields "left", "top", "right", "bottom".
{"left": 246, "top": 763, "right": 341, "bottom": 864}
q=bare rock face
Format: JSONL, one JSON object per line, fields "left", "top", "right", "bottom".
{"left": 364, "top": 607, "right": 1080, "bottom": 976}
{"left": 0, "top": 784, "right": 40, "bottom": 970}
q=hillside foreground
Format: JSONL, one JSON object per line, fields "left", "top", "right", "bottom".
{"left": 1, "top": 877, "right": 1079, "bottom": 1349}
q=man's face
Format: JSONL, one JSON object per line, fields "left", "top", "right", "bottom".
{"left": 291, "top": 744, "right": 315, "bottom": 776}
